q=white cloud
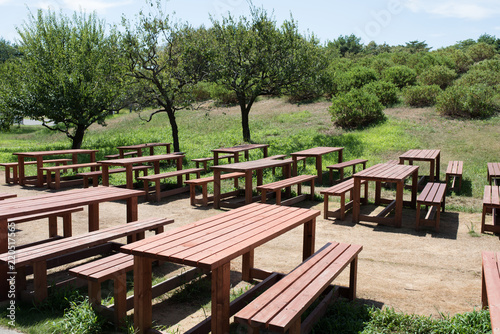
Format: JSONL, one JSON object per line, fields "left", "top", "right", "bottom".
{"left": 403, "top": 0, "right": 500, "bottom": 20}
{"left": 35, "top": 0, "right": 132, "bottom": 13}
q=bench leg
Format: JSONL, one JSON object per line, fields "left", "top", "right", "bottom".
{"left": 416, "top": 204, "right": 421, "bottom": 230}
{"left": 289, "top": 319, "right": 301, "bottom": 334}
{"left": 88, "top": 281, "right": 101, "bottom": 307}
{"left": 189, "top": 184, "right": 196, "bottom": 206}
{"left": 339, "top": 193, "right": 346, "bottom": 221}
{"left": 242, "top": 251, "right": 254, "bottom": 282}
{"left": 113, "top": 273, "right": 127, "bottom": 327}
{"left": 348, "top": 256, "right": 359, "bottom": 300}
{"left": 202, "top": 184, "right": 208, "bottom": 206}
{"left": 143, "top": 181, "right": 150, "bottom": 202}
{"left": 62, "top": 213, "right": 72, "bottom": 237}
{"left": 435, "top": 205, "right": 441, "bottom": 232}
{"left": 92, "top": 175, "right": 99, "bottom": 187}
{"left": 261, "top": 189, "right": 267, "bottom": 204}
{"left": 275, "top": 190, "right": 281, "bottom": 205}
{"left": 155, "top": 181, "right": 162, "bottom": 202}
{"left": 310, "top": 180, "right": 315, "bottom": 201}
{"left": 323, "top": 195, "right": 329, "bottom": 219}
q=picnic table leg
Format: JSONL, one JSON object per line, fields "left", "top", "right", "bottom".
{"left": 0, "top": 218, "right": 7, "bottom": 300}
{"left": 71, "top": 153, "right": 78, "bottom": 173}
{"left": 244, "top": 150, "right": 249, "bottom": 161}
{"left": 245, "top": 171, "right": 253, "bottom": 204}
{"left": 338, "top": 149, "right": 343, "bottom": 163}
{"left": 395, "top": 180, "right": 404, "bottom": 227}
{"left": 36, "top": 156, "right": 44, "bottom": 187}
{"left": 214, "top": 170, "right": 221, "bottom": 209}
{"left": 214, "top": 152, "right": 220, "bottom": 166}
{"left": 347, "top": 256, "right": 358, "bottom": 300}
{"left": 17, "top": 156, "right": 25, "bottom": 186}
{"left": 211, "top": 262, "right": 231, "bottom": 334}
{"left": 134, "top": 256, "right": 153, "bottom": 334}
{"left": 436, "top": 153, "right": 440, "bottom": 182}
{"left": 411, "top": 170, "right": 418, "bottom": 209}
{"left": 352, "top": 178, "right": 361, "bottom": 223}
{"left": 292, "top": 156, "right": 298, "bottom": 176}
{"left": 125, "top": 165, "right": 134, "bottom": 189}
{"left": 102, "top": 166, "right": 110, "bottom": 186}
{"left": 316, "top": 156, "right": 323, "bottom": 184}
{"left": 88, "top": 203, "right": 99, "bottom": 232}
{"left": 303, "top": 218, "right": 316, "bottom": 260}
{"left": 242, "top": 251, "right": 254, "bottom": 281}
{"left": 430, "top": 160, "right": 435, "bottom": 182}
{"left": 176, "top": 157, "right": 182, "bottom": 186}
{"left": 263, "top": 146, "right": 268, "bottom": 158}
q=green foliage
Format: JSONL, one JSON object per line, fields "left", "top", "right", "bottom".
{"left": 0, "top": 38, "right": 20, "bottom": 63}
{"left": 208, "top": 83, "right": 238, "bottom": 105}
{"left": 418, "top": 65, "right": 457, "bottom": 89}
{"left": 337, "top": 66, "right": 378, "bottom": 93}
{"left": 455, "top": 58, "right": 500, "bottom": 90}
{"left": 191, "top": 82, "right": 212, "bottom": 102}
{"left": 466, "top": 42, "right": 496, "bottom": 63}
{"left": 403, "top": 85, "right": 441, "bottom": 107}
{"left": 326, "top": 34, "right": 363, "bottom": 57}
{"left": 4, "top": 9, "right": 128, "bottom": 149}
{"left": 50, "top": 297, "right": 107, "bottom": 334}
{"left": 362, "top": 80, "right": 399, "bottom": 106}
{"left": 444, "top": 48, "right": 474, "bottom": 74}
{"left": 382, "top": 65, "right": 417, "bottom": 89}
{"left": 329, "top": 88, "right": 385, "bottom": 128}
{"left": 436, "top": 84, "right": 499, "bottom": 118}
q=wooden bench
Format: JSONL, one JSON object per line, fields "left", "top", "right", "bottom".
{"left": 416, "top": 182, "right": 447, "bottom": 232}
{"left": 77, "top": 165, "right": 150, "bottom": 188}
{"left": 137, "top": 168, "right": 204, "bottom": 202}
{"left": 0, "top": 158, "right": 72, "bottom": 184}
{"left": 0, "top": 193, "right": 16, "bottom": 200}
{"left": 10, "top": 207, "right": 84, "bottom": 241}
{"left": 184, "top": 172, "right": 245, "bottom": 206}
{"left": 41, "top": 162, "right": 102, "bottom": 189}
{"left": 481, "top": 185, "right": 500, "bottom": 234}
{"left": 327, "top": 159, "right": 368, "bottom": 185}
{"left": 0, "top": 217, "right": 173, "bottom": 302}
{"left": 321, "top": 179, "right": 368, "bottom": 221}
{"left": 192, "top": 154, "right": 236, "bottom": 171}
{"left": 234, "top": 241, "right": 363, "bottom": 334}
{"left": 104, "top": 151, "right": 137, "bottom": 159}
{"left": 481, "top": 251, "right": 500, "bottom": 334}
{"left": 257, "top": 175, "right": 316, "bottom": 206}
{"left": 445, "top": 160, "right": 463, "bottom": 192}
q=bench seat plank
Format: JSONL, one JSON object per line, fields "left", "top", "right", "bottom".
{"left": 137, "top": 168, "right": 204, "bottom": 202}
{"left": 184, "top": 172, "right": 244, "bottom": 206}
{"left": 327, "top": 159, "right": 368, "bottom": 184}
{"left": 321, "top": 179, "right": 368, "bottom": 220}
{"left": 78, "top": 165, "right": 150, "bottom": 188}
{"left": 0, "top": 158, "right": 72, "bottom": 184}
{"left": 416, "top": 182, "right": 446, "bottom": 231}
{"left": 257, "top": 175, "right": 316, "bottom": 206}
{"left": 482, "top": 251, "right": 500, "bottom": 334}
{"left": 482, "top": 186, "right": 500, "bottom": 234}
{"left": 445, "top": 161, "right": 463, "bottom": 192}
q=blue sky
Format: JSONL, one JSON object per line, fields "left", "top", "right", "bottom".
{"left": 1, "top": 0, "right": 500, "bottom": 50}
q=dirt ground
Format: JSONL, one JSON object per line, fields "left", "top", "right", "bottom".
{"left": 2, "top": 169, "right": 500, "bottom": 333}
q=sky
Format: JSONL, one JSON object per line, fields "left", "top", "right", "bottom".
{"left": 1, "top": 0, "right": 500, "bottom": 50}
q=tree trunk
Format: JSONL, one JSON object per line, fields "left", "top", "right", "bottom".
{"left": 166, "top": 109, "right": 180, "bottom": 152}
{"left": 241, "top": 108, "right": 251, "bottom": 142}
{"left": 71, "top": 125, "right": 86, "bottom": 149}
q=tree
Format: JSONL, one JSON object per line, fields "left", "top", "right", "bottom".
{"left": 0, "top": 10, "right": 127, "bottom": 148}
{"left": 405, "top": 40, "right": 431, "bottom": 53}
{"left": 0, "top": 38, "right": 20, "bottom": 63}
{"left": 121, "top": 3, "right": 211, "bottom": 152}
{"left": 210, "top": 7, "right": 308, "bottom": 142}
{"left": 326, "top": 34, "right": 363, "bottom": 57}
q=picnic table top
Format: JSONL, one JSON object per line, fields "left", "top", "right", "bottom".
{"left": 354, "top": 163, "right": 419, "bottom": 182}
{"left": 99, "top": 153, "right": 183, "bottom": 166}
{"left": 488, "top": 163, "right": 500, "bottom": 175}
{"left": 13, "top": 149, "right": 99, "bottom": 157}
{"left": 399, "top": 149, "right": 440, "bottom": 160}
{"left": 0, "top": 186, "right": 144, "bottom": 221}
{"left": 211, "top": 157, "right": 293, "bottom": 172}
{"left": 211, "top": 143, "right": 269, "bottom": 153}
{"left": 116, "top": 142, "right": 171, "bottom": 150}
{"left": 121, "top": 202, "right": 320, "bottom": 270}
{"left": 290, "top": 146, "right": 343, "bottom": 157}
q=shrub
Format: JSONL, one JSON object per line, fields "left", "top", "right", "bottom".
{"left": 191, "top": 82, "right": 212, "bottom": 101}
{"left": 418, "top": 65, "right": 457, "bottom": 89}
{"left": 337, "top": 66, "right": 378, "bottom": 93}
{"left": 436, "top": 84, "right": 499, "bottom": 118}
{"left": 456, "top": 59, "right": 500, "bottom": 91}
{"left": 382, "top": 65, "right": 417, "bottom": 89}
{"left": 447, "top": 48, "right": 474, "bottom": 73}
{"left": 402, "top": 85, "right": 441, "bottom": 107}
{"left": 466, "top": 42, "right": 496, "bottom": 62}
{"left": 362, "top": 80, "right": 399, "bottom": 106}
{"left": 209, "top": 84, "right": 238, "bottom": 106}
{"left": 329, "top": 88, "right": 385, "bottom": 128}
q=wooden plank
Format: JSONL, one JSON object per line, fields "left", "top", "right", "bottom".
{"left": 482, "top": 252, "right": 500, "bottom": 334}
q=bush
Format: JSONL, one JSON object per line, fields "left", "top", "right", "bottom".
{"left": 466, "top": 42, "right": 496, "bottom": 62}
{"left": 382, "top": 65, "right": 417, "bottom": 89}
{"left": 329, "top": 88, "right": 385, "bottom": 128}
{"left": 191, "top": 82, "right": 212, "bottom": 102}
{"left": 456, "top": 59, "right": 500, "bottom": 91}
{"left": 337, "top": 66, "right": 378, "bottom": 93}
{"left": 402, "top": 85, "right": 441, "bottom": 107}
{"left": 436, "top": 84, "right": 499, "bottom": 118}
{"left": 418, "top": 65, "right": 457, "bottom": 89}
{"left": 209, "top": 84, "right": 238, "bottom": 106}
{"left": 362, "top": 80, "right": 399, "bottom": 106}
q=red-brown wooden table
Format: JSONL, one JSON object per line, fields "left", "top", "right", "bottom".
{"left": 121, "top": 203, "right": 320, "bottom": 334}
{"left": 290, "top": 147, "right": 344, "bottom": 184}
{"left": 399, "top": 149, "right": 440, "bottom": 182}
{"left": 352, "top": 163, "right": 419, "bottom": 227}
{"left": 211, "top": 158, "right": 293, "bottom": 209}
{"left": 99, "top": 154, "right": 184, "bottom": 189}
{"left": 212, "top": 144, "right": 269, "bottom": 165}
{"left": 116, "top": 142, "right": 171, "bottom": 158}
{"left": 14, "top": 149, "right": 98, "bottom": 187}
{"left": 487, "top": 163, "right": 500, "bottom": 186}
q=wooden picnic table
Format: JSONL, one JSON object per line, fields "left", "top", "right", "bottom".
{"left": 399, "top": 149, "right": 440, "bottom": 182}
{"left": 212, "top": 143, "right": 269, "bottom": 165}
{"left": 99, "top": 154, "right": 184, "bottom": 189}
{"left": 14, "top": 149, "right": 98, "bottom": 187}
{"left": 116, "top": 142, "right": 171, "bottom": 158}
{"left": 0, "top": 217, "right": 171, "bottom": 302}
{"left": 352, "top": 163, "right": 419, "bottom": 227}
{"left": 481, "top": 251, "right": 500, "bottom": 334}
{"left": 121, "top": 202, "right": 320, "bottom": 334}
{"left": 290, "top": 147, "right": 344, "bottom": 184}
{"left": 488, "top": 163, "right": 500, "bottom": 186}
{"left": 0, "top": 186, "right": 145, "bottom": 300}
{"left": 211, "top": 157, "right": 293, "bottom": 209}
